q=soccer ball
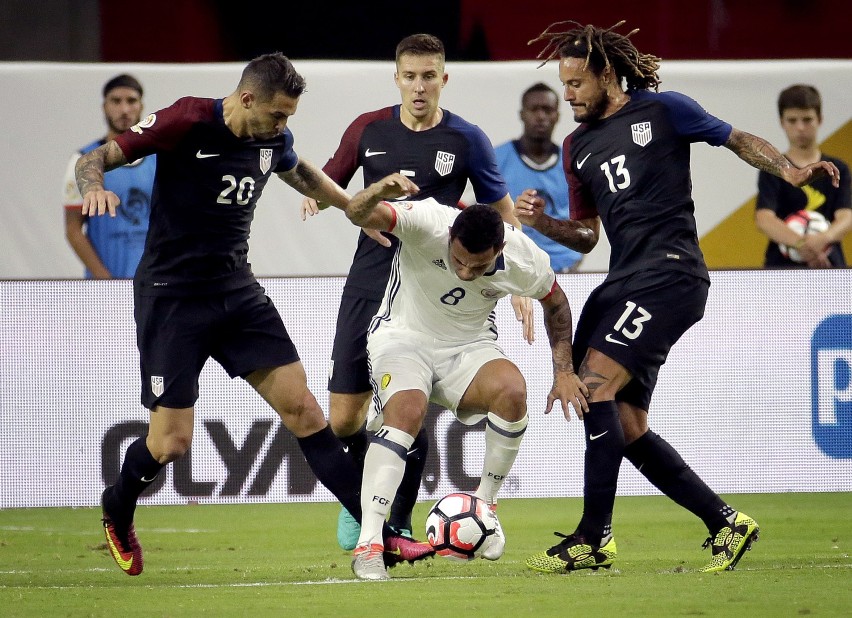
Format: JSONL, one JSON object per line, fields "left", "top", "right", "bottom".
{"left": 424, "top": 492, "right": 497, "bottom": 561}
{"left": 779, "top": 210, "right": 829, "bottom": 262}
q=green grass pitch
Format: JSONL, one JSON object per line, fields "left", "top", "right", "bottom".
{"left": 1, "top": 493, "right": 849, "bottom": 617}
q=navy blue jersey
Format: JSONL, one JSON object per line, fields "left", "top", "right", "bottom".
{"left": 324, "top": 105, "right": 508, "bottom": 299}
{"left": 565, "top": 90, "right": 732, "bottom": 282}
{"left": 115, "top": 97, "right": 298, "bottom": 296}
{"left": 756, "top": 155, "right": 850, "bottom": 267}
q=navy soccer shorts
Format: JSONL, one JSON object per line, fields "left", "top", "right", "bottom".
{"left": 327, "top": 293, "right": 380, "bottom": 394}
{"left": 134, "top": 282, "right": 299, "bottom": 409}
{"left": 573, "top": 270, "right": 709, "bottom": 410}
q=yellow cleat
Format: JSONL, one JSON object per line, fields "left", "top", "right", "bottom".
{"left": 699, "top": 511, "right": 759, "bottom": 572}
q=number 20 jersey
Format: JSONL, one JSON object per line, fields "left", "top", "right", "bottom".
{"left": 565, "top": 90, "right": 732, "bottom": 283}
{"left": 114, "top": 97, "right": 299, "bottom": 296}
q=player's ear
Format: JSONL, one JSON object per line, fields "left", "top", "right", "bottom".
{"left": 441, "top": 72, "right": 448, "bottom": 88}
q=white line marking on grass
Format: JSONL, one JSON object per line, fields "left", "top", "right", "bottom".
{"left": 0, "top": 526, "right": 213, "bottom": 534}
{"left": 0, "top": 575, "right": 480, "bottom": 590}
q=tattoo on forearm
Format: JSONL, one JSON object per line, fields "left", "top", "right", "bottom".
{"left": 75, "top": 142, "right": 126, "bottom": 196}
{"left": 535, "top": 216, "right": 595, "bottom": 253}
{"left": 727, "top": 130, "right": 791, "bottom": 177}
{"left": 288, "top": 161, "right": 323, "bottom": 195}
{"left": 543, "top": 288, "right": 574, "bottom": 373}
{"left": 347, "top": 186, "right": 383, "bottom": 224}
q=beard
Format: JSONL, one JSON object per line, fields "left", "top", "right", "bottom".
{"left": 571, "top": 90, "right": 609, "bottom": 123}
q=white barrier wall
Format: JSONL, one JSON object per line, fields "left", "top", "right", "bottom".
{"left": 1, "top": 60, "right": 851, "bottom": 279}
{"left": 1, "top": 271, "right": 850, "bottom": 508}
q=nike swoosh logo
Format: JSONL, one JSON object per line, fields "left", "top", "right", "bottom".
{"left": 365, "top": 149, "right": 386, "bottom": 157}
{"left": 589, "top": 431, "right": 608, "bottom": 441}
{"left": 576, "top": 152, "right": 591, "bottom": 169}
{"left": 407, "top": 448, "right": 419, "bottom": 456}
{"left": 105, "top": 532, "right": 134, "bottom": 570}
{"left": 196, "top": 150, "right": 219, "bottom": 158}
{"left": 141, "top": 475, "right": 157, "bottom": 483}
{"left": 605, "top": 333, "right": 628, "bottom": 346}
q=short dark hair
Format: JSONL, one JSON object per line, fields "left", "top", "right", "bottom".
{"left": 450, "top": 204, "right": 504, "bottom": 254}
{"left": 777, "top": 84, "right": 822, "bottom": 119}
{"left": 240, "top": 52, "right": 306, "bottom": 102}
{"left": 521, "top": 82, "right": 559, "bottom": 107}
{"left": 102, "top": 74, "right": 143, "bottom": 98}
{"left": 395, "top": 34, "right": 445, "bottom": 64}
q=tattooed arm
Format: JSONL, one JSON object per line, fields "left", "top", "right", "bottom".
{"left": 75, "top": 141, "right": 128, "bottom": 218}
{"left": 725, "top": 128, "right": 840, "bottom": 188}
{"left": 513, "top": 188, "right": 599, "bottom": 253}
{"left": 345, "top": 173, "right": 420, "bottom": 229}
{"left": 539, "top": 282, "right": 588, "bottom": 420}
{"left": 279, "top": 158, "right": 351, "bottom": 209}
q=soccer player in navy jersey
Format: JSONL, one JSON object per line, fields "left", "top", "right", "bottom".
{"left": 302, "top": 34, "right": 532, "bottom": 551}
{"left": 515, "top": 21, "right": 840, "bottom": 574}
{"left": 75, "top": 53, "right": 433, "bottom": 576}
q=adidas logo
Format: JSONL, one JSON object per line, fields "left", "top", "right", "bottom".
{"left": 432, "top": 259, "right": 447, "bottom": 270}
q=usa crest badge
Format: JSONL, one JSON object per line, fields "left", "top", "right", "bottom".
{"left": 151, "top": 376, "right": 164, "bottom": 398}
{"left": 435, "top": 151, "right": 455, "bottom": 176}
{"left": 631, "top": 122, "right": 652, "bottom": 147}
{"left": 259, "top": 148, "right": 273, "bottom": 174}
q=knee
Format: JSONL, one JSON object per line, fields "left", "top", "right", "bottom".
{"left": 329, "top": 398, "right": 368, "bottom": 437}
{"left": 491, "top": 382, "right": 527, "bottom": 422}
{"left": 148, "top": 433, "right": 191, "bottom": 464}
{"left": 277, "top": 391, "right": 326, "bottom": 437}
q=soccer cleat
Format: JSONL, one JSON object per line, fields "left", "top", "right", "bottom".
{"left": 351, "top": 543, "right": 390, "bottom": 581}
{"left": 336, "top": 506, "right": 360, "bottom": 551}
{"left": 699, "top": 511, "right": 760, "bottom": 572}
{"left": 383, "top": 531, "right": 435, "bottom": 567}
{"left": 480, "top": 504, "right": 505, "bottom": 561}
{"left": 101, "top": 488, "right": 143, "bottom": 576}
{"left": 526, "top": 532, "right": 617, "bottom": 573}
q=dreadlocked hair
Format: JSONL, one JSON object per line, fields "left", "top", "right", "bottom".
{"left": 528, "top": 20, "right": 661, "bottom": 92}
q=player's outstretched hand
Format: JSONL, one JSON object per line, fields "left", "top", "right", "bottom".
{"left": 376, "top": 173, "right": 420, "bottom": 200}
{"left": 511, "top": 295, "right": 534, "bottom": 343}
{"left": 784, "top": 160, "right": 840, "bottom": 188}
{"left": 513, "top": 189, "right": 546, "bottom": 227}
{"left": 82, "top": 189, "right": 120, "bottom": 218}
{"left": 546, "top": 372, "right": 589, "bottom": 421}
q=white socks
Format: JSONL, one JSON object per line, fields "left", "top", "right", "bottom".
{"left": 357, "top": 425, "right": 415, "bottom": 547}
{"left": 475, "top": 412, "right": 528, "bottom": 505}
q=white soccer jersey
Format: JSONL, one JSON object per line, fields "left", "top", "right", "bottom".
{"left": 368, "top": 198, "right": 555, "bottom": 343}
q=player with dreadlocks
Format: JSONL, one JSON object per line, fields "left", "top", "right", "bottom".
{"left": 515, "top": 20, "right": 840, "bottom": 573}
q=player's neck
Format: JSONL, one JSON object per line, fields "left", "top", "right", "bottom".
{"left": 785, "top": 144, "right": 821, "bottom": 167}
{"left": 222, "top": 94, "right": 243, "bottom": 137}
{"left": 601, "top": 88, "right": 630, "bottom": 120}
{"left": 401, "top": 107, "right": 443, "bottom": 132}
{"left": 518, "top": 136, "right": 557, "bottom": 164}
